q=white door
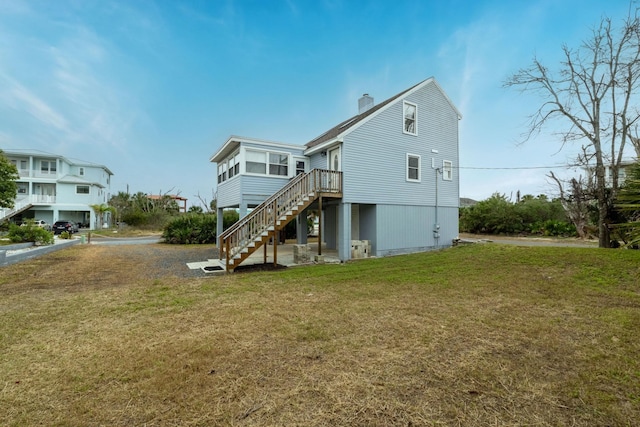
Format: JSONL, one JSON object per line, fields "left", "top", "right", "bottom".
{"left": 328, "top": 146, "right": 341, "bottom": 192}
{"left": 329, "top": 146, "right": 341, "bottom": 171}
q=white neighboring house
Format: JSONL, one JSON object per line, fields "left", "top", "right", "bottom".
{"left": 2, "top": 149, "right": 113, "bottom": 229}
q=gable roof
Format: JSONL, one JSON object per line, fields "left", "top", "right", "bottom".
{"left": 305, "top": 77, "right": 461, "bottom": 153}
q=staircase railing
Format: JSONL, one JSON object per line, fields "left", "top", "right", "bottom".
{"left": 0, "top": 196, "right": 39, "bottom": 222}
{"left": 219, "top": 168, "right": 342, "bottom": 266}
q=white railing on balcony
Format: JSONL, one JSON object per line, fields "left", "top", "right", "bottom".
{"left": 0, "top": 194, "right": 57, "bottom": 221}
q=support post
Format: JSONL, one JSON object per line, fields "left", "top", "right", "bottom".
{"left": 318, "top": 195, "right": 323, "bottom": 256}
{"left": 273, "top": 201, "right": 278, "bottom": 267}
{"left": 225, "top": 238, "right": 230, "bottom": 272}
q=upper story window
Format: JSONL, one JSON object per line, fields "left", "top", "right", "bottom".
{"left": 76, "top": 185, "right": 90, "bottom": 194}
{"left": 41, "top": 160, "right": 57, "bottom": 174}
{"left": 406, "top": 153, "right": 421, "bottom": 182}
{"left": 245, "top": 149, "right": 289, "bottom": 177}
{"left": 246, "top": 150, "right": 266, "bottom": 174}
{"left": 403, "top": 101, "right": 417, "bottom": 135}
{"left": 228, "top": 153, "right": 239, "bottom": 179}
{"left": 443, "top": 160, "right": 453, "bottom": 181}
{"left": 295, "top": 159, "right": 306, "bottom": 175}
{"left": 17, "top": 182, "right": 28, "bottom": 194}
{"left": 79, "top": 167, "right": 85, "bottom": 176}
{"left": 269, "top": 153, "right": 288, "bottom": 176}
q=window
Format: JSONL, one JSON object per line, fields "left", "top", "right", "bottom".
{"left": 443, "top": 160, "right": 453, "bottom": 181}
{"left": 295, "top": 160, "right": 306, "bottom": 175}
{"left": 403, "top": 101, "right": 417, "bottom": 135}
{"left": 246, "top": 150, "right": 267, "bottom": 174}
{"left": 269, "top": 153, "right": 288, "bottom": 176}
{"left": 79, "top": 167, "right": 84, "bottom": 176}
{"left": 17, "top": 182, "right": 27, "bottom": 194}
{"left": 217, "top": 164, "right": 224, "bottom": 183}
{"left": 245, "top": 149, "right": 290, "bottom": 176}
{"left": 228, "top": 158, "right": 235, "bottom": 179}
{"left": 76, "top": 185, "right": 90, "bottom": 194}
{"left": 406, "top": 154, "right": 421, "bottom": 182}
{"left": 41, "top": 160, "right": 56, "bottom": 174}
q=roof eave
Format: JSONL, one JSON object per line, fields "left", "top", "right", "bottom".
{"left": 304, "top": 138, "right": 343, "bottom": 156}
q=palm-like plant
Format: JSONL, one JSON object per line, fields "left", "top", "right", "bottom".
{"left": 90, "top": 203, "right": 116, "bottom": 229}
{"left": 613, "top": 163, "right": 640, "bottom": 247}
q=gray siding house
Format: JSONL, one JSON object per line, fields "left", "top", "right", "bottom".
{"left": 210, "top": 77, "right": 461, "bottom": 271}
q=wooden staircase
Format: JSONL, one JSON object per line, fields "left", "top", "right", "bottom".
{"left": 219, "top": 168, "right": 342, "bottom": 272}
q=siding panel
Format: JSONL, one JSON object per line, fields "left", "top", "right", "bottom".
{"left": 342, "top": 81, "right": 459, "bottom": 208}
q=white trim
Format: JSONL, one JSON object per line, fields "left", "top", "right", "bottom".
{"left": 211, "top": 135, "right": 304, "bottom": 163}
{"left": 406, "top": 153, "right": 421, "bottom": 182}
{"left": 443, "top": 160, "right": 453, "bottom": 181}
{"left": 403, "top": 100, "right": 418, "bottom": 135}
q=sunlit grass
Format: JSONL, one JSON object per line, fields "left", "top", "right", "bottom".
{"left": 0, "top": 243, "right": 638, "bottom": 426}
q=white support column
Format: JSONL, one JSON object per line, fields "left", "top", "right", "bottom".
{"left": 296, "top": 208, "right": 308, "bottom": 244}
{"left": 216, "top": 207, "right": 224, "bottom": 249}
{"left": 239, "top": 202, "right": 248, "bottom": 219}
{"left": 337, "top": 202, "right": 352, "bottom": 262}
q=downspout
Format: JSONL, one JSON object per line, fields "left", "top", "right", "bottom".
{"left": 433, "top": 158, "right": 441, "bottom": 248}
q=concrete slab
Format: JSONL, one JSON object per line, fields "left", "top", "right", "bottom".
{"left": 186, "top": 242, "right": 340, "bottom": 274}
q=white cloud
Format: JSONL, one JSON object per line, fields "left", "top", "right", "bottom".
{"left": 1, "top": 73, "right": 69, "bottom": 131}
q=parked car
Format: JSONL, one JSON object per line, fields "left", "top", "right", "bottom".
{"left": 20, "top": 219, "right": 51, "bottom": 231}
{"left": 53, "top": 221, "right": 76, "bottom": 234}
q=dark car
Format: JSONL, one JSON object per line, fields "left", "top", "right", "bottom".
{"left": 53, "top": 221, "right": 76, "bottom": 234}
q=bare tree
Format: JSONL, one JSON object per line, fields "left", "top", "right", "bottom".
{"left": 505, "top": 7, "right": 640, "bottom": 247}
{"left": 548, "top": 172, "right": 592, "bottom": 239}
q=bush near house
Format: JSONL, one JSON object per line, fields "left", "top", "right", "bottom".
{"left": 460, "top": 193, "right": 574, "bottom": 236}
{"left": 162, "top": 211, "right": 239, "bottom": 244}
{"left": 7, "top": 223, "right": 54, "bottom": 245}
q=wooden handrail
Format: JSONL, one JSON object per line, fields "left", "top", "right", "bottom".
{"left": 219, "top": 169, "right": 342, "bottom": 267}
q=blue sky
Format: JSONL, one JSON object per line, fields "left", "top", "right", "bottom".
{"left": 0, "top": 0, "right": 634, "bottom": 207}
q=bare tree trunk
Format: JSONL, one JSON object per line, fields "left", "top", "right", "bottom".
{"left": 548, "top": 172, "right": 590, "bottom": 239}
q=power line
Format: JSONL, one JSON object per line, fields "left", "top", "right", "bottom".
{"left": 457, "top": 164, "right": 582, "bottom": 170}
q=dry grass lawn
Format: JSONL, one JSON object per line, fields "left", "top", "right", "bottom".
{"left": 0, "top": 242, "right": 639, "bottom": 426}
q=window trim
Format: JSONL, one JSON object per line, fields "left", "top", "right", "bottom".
{"left": 403, "top": 101, "right": 418, "bottom": 135}
{"left": 406, "top": 153, "right": 421, "bottom": 182}
{"left": 442, "top": 160, "right": 453, "bottom": 181}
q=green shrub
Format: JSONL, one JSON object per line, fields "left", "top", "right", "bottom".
{"left": 58, "top": 231, "right": 72, "bottom": 240}
{"left": 163, "top": 213, "right": 217, "bottom": 244}
{"left": 8, "top": 223, "right": 54, "bottom": 245}
{"left": 529, "top": 220, "right": 576, "bottom": 236}
{"left": 460, "top": 193, "right": 576, "bottom": 236}
{"left": 222, "top": 210, "right": 239, "bottom": 229}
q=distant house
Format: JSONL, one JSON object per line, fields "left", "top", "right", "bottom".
{"left": 1, "top": 149, "right": 113, "bottom": 229}
{"left": 147, "top": 194, "right": 188, "bottom": 213}
{"left": 210, "top": 77, "right": 461, "bottom": 271}
{"left": 459, "top": 197, "right": 478, "bottom": 208}
{"left": 584, "top": 160, "right": 637, "bottom": 188}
